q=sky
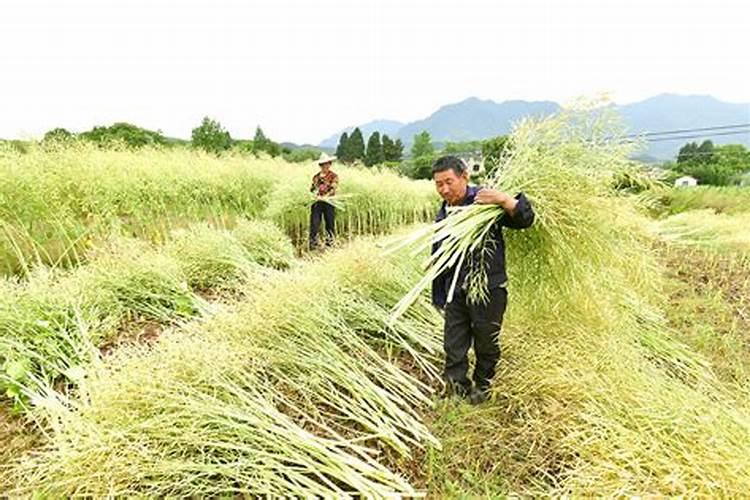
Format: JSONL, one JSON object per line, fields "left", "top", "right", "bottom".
{"left": 1, "top": 0, "right": 748, "bottom": 144}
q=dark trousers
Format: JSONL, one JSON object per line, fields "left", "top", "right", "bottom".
{"left": 443, "top": 286, "right": 508, "bottom": 392}
{"left": 309, "top": 201, "right": 335, "bottom": 249}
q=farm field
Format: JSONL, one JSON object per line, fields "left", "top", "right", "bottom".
{"left": 1, "top": 111, "right": 749, "bottom": 497}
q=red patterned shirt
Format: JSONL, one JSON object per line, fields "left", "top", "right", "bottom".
{"left": 310, "top": 170, "right": 338, "bottom": 196}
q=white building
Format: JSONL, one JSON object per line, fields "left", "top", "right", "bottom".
{"left": 450, "top": 152, "right": 485, "bottom": 175}
{"left": 674, "top": 175, "right": 698, "bottom": 187}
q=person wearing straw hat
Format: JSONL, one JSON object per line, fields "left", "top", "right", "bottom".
{"left": 309, "top": 152, "right": 339, "bottom": 250}
{"left": 431, "top": 155, "right": 535, "bottom": 404}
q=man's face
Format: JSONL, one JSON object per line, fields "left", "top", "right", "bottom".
{"left": 434, "top": 168, "right": 468, "bottom": 206}
{"left": 320, "top": 161, "right": 332, "bottom": 172}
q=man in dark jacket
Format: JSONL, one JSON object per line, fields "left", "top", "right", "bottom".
{"left": 431, "top": 155, "right": 535, "bottom": 404}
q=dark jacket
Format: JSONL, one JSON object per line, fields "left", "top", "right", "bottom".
{"left": 431, "top": 186, "right": 535, "bottom": 308}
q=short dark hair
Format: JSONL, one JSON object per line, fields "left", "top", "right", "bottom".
{"left": 431, "top": 155, "right": 466, "bottom": 176}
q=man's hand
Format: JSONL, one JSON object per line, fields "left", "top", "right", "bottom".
{"left": 475, "top": 188, "right": 508, "bottom": 205}
{"left": 475, "top": 188, "right": 518, "bottom": 215}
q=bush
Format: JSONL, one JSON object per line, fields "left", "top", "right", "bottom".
{"left": 282, "top": 148, "right": 321, "bottom": 163}
{"left": 80, "top": 123, "right": 167, "bottom": 149}
{"left": 398, "top": 155, "right": 435, "bottom": 180}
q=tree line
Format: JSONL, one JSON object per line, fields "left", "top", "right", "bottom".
{"left": 334, "top": 128, "right": 404, "bottom": 166}
{"left": 332, "top": 127, "right": 512, "bottom": 180}
{"left": 666, "top": 140, "right": 750, "bottom": 186}
{"left": 35, "top": 118, "right": 321, "bottom": 163}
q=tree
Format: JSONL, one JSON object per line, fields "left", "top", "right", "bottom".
{"left": 677, "top": 140, "right": 714, "bottom": 164}
{"left": 248, "top": 126, "right": 281, "bottom": 157}
{"left": 382, "top": 134, "right": 403, "bottom": 162}
{"left": 444, "top": 140, "right": 483, "bottom": 154}
{"left": 402, "top": 131, "right": 436, "bottom": 180}
{"left": 482, "top": 135, "right": 511, "bottom": 174}
{"left": 716, "top": 144, "right": 750, "bottom": 169}
{"left": 43, "top": 128, "right": 74, "bottom": 143}
{"left": 393, "top": 139, "right": 405, "bottom": 161}
{"left": 671, "top": 142, "right": 750, "bottom": 185}
{"left": 233, "top": 139, "right": 254, "bottom": 154}
{"left": 382, "top": 134, "right": 394, "bottom": 160}
{"left": 336, "top": 132, "right": 349, "bottom": 161}
{"left": 696, "top": 139, "right": 715, "bottom": 164}
{"left": 346, "top": 127, "right": 365, "bottom": 162}
{"left": 399, "top": 155, "right": 435, "bottom": 180}
{"left": 253, "top": 126, "right": 269, "bottom": 150}
{"left": 677, "top": 141, "right": 697, "bottom": 163}
{"left": 265, "top": 141, "right": 281, "bottom": 157}
{"left": 364, "top": 131, "right": 384, "bottom": 167}
{"left": 191, "top": 117, "right": 232, "bottom": 154}
{"left": 411, "top": 131, "right": 434, "bottom": 158}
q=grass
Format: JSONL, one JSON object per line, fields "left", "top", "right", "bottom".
{"left": 652, "top": 209, "right": 750, "bottom": 252}
{"left": 0, "top": 220, "right": 296, "bottom": 410}
{"left": 649, "top": 208, "right": 749, "bottom": 389}
{"left": 232, "top": 218, "right": 295, "bottom": 269}
{"left": 2, "top": 239, "right": 443, "bottom": 497}
{"left": 165, "top": 223, "right": 257, "bottom": 291}
{"left": 0, "top": 143, "right": 436, "bottom": 276}
{"left": 3, "top": 204, "right": 750, "bottom": 494}
{"left": 0, "top": 269, "right": 95, "bottom": 410}
{"left": 660, "top": 245, "right": 750, "bottom": 388}
{"left": 262, "top": 164, "right": 436, "bottom": 245}
{"left": 652, "top": 210, "right": 750, "bottom": 388}
{"left": 657, "top": 186, "right": 750, "bottom": 215}
{"left": 0, "top": 143, "right": 277, "bottom": 275}
{"left": 0, "top": 406, "right": 38, "bottom": 492}
{"left": 0, "top": 238, "right": 201, "bottom": 411}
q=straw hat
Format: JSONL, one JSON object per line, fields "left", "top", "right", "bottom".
{"left": 317, "top": 152, "right": 336, "bottom": 165}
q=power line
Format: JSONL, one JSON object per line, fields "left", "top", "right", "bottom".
{"left": 586, "top": 123, "right": 750, "bottom": 146}
{"left": 632, "top": 129, "right": 750, "bottom": 143}
{"left": 624, "top": 123, "right": 750, "bottom": 139}
{"left": 477, "top": 122, "right": 750, "bottom": 150}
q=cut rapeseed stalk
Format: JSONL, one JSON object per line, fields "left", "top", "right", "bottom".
{"left": 387, "top": 101, "right": 637, "bottom": 321}
{"left": 400, "top": 101, "right": 750, "bottom": 495}
{"left": 165, "top": 223, "right": 257, "bottom": 291}
{"left": 231, "top": 218, "right": 296, "bottom": 269}
{"left": 4, "top": 237, "right": 440, "bottom": 496}
{"left": 652, "top": 209, "right": 750, "bottom": 253}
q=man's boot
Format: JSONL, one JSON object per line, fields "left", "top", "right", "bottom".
{"left": 468, "top": 385, "right": 489, "bottom": 405}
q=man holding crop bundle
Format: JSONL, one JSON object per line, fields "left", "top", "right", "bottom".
{"left": 431, "top": 155, "right": 535, "bottom": 404}
{"left": 309, "top": 153, "right": 339, "bottom": 250}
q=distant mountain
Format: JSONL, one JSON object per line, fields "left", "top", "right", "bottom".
{"left": 320, "top": 94, "right": 750, "bottom": 160}
{"left": 280, "top": 142, "right": 322, "bottom": 151}
{"left": 396, "top": 97, "right": 560, "bottom": 144}
{"left": 319, "top": 119, "right": 404, "bottom": 149}
{"left": 618, "top": 94, "right": 750, "bottom": 159}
